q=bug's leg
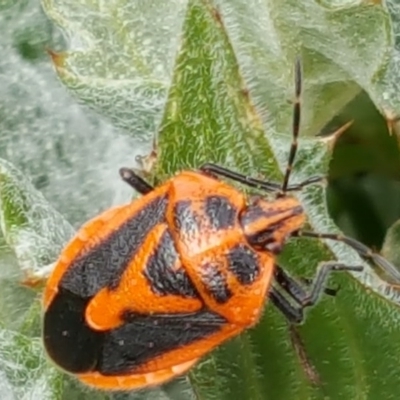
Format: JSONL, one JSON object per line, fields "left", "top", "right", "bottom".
{"left": 288, "top": 175, "right": 325, "bottom": 190}
{"left": 119, "top": 167, "right": 154, "bottom": 195}
{"left": 274, "top": 265, "right": 308, "bottom": 301}
{"left": 278, "top": 262, "right": 362, "bottom": 307}
{"left": 269, "top": 287, "right": 304, "bottom": 323}
{"left": 270, "top": 262, "right": 363, "bottom": 324}
{"left": 200, "top": 163, "right": 280, "bottom": 191}
{"left": 297, "top": 230, "right": 400, "bottom": 283}
{"left": 274, "top": 265, "right": 338, "bottom": 299}
{"left": 199, "top": 163, "right": 324, "bottom": 193}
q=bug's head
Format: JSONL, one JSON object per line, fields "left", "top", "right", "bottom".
{"left": 241, "top": 196, "right": 305, "bottom": 254}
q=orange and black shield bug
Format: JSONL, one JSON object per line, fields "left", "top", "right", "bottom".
{"left": 42, "top": 60, "right": 400, "bottom": 391}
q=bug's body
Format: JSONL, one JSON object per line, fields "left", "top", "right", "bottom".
{"left": 43, "top": 59, "right": 396, "bottom": 391}
{"left": 43, "top": 171, "right": 304, "bottom": 389}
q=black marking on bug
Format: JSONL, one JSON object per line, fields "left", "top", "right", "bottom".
{"left": 241, "top": 203, "right": 302, "bottom": 252}
{"left": 240, "top": 204, "right": 282, "bottom": 226}
{"left": 172, "top": 200, "right": 201, "bottom": 236}
{"left": 43, "top": 287, "right": 105, "bottom": 373}
{"left": 227, "top": 244, "right": 260, "bottom": 285}
{"left": 244, "top": 222, "right": 283, "bottom": 251}
{"left": 200, "top": 262, "right": 232, "bottom": 304}
{"left": 60, "top": 195, "right": 168, "bottom": 298}
{"left": 204, "top": 195, "right": 237, "bottom": 230}
{"left": 98, "top": 310, "right": 227, "bottom": 375}
{"left": 143, "top": 228, "right": 198, "bottom": 298}
{"left": 44, "top": 288, "right": 226, "bottom": 375}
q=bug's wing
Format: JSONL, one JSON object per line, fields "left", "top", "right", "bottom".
{"left": 78, "top": 308, "right": 242, "bottom": 391}
{"left": 85, "top": 223, "right": 205, "bottom": 330}
{"left": 98, "top": 309, "right": 237, "bottom": 375}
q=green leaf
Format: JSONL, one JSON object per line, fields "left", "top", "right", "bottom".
{"left": 0, "top": 158, "right": 74, "bottom": 278}
{"left": 41, "top": 0, "right": 188, "bottom": 141}
{"left": 0, "top": 159, "right": 70, "bottom": 397}
{"left": 0, "top": 157, "right": 74, "bottom": 335}
{"left": 0, "top": 328, "right": 62, "bottom": 399}
{"left": 0, "top": 0, "right": 146, "bottom": 228}
{"left": 43, "top": 0, "right": 400, "bottom": 142}
{"left": 2, "top": 0, "right": 400, "bottom": 399}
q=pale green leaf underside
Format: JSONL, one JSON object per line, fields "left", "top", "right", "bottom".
{"left": 0, "top": 329, "right": 59, "bottom": 400}
{"left": 42, "top": 0, "right": 400, "bottom": 139}
{"left": 0, "top": 158, "right": 74, "bottom": 277}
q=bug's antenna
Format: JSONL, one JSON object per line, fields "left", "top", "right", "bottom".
{"left": 281, "top": 59, "right": 302, "bottom": 195}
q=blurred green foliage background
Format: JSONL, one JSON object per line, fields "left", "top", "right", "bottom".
{"left": 327, "top": 92, "right": 400, "bottom": 250}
